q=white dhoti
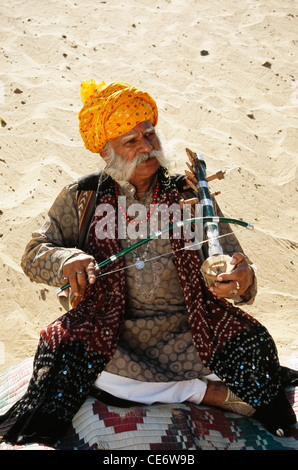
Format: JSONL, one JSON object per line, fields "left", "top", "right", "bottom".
{"left": 94, "top": 371, "right": 220, "bottom": 405}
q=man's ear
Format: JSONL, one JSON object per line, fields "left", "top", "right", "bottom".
{"left": 99, "top": 148, "right": 107, "bottom": 160}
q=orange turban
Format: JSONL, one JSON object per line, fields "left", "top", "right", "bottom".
{"left": 78, "top": 80, "right": 158, "bottom": 153}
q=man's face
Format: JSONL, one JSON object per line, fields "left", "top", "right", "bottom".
{"left": 101, "top": 120, "right": 162, "bottom": 183}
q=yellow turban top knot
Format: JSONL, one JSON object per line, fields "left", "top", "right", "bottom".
{"left": 78, "top": 80, "right": 158, "bottom": 153}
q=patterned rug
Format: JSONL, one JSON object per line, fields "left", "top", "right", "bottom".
{"left": 0, "top": 357, "right": 297, "bottom": 450}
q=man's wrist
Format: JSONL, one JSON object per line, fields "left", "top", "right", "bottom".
{"left": 240, "top": 265, "right": 257, "bottom": 302}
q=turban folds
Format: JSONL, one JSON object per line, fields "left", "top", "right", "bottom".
{"left": 78, "top": 80, "right": 158, "bottom": 153}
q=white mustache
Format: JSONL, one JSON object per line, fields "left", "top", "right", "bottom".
{"left": 104, "top": 146, "right": 167, "bottom": 183}
{"left": 135, "top": 149, "right": 163, "bottom": 165}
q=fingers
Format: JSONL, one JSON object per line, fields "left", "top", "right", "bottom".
{"left": 209, "top": 252, "right": 253, "bottom": 298}
{"left": 210, "top": 280, "right": 240, "bottom": 298}
{"left": 68, "top": 269, "right": 84, "bottom": 297}
{"left": 217, "top": 253, "right": 245, "bottom": 283}
{"left": 85, "top": 260, "right": 98, "bottom": 285}
{"left": 62, "top": 254, "right": 98, "bottom": 296}
{"left": 229, "top": 252, "right": 246, "bottom": 266}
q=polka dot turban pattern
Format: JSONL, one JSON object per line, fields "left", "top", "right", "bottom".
{"left": 78, "top": 80, "right": 158, "bottom": 153}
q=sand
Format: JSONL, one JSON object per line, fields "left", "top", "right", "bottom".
{"left": 0, "top": 0, "right": 297, "bottom": 372}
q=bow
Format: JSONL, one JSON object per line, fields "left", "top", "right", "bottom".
{"left": 56, "top": 215, "right": 253, "bottom": 294}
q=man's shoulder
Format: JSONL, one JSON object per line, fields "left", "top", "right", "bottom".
{"left": 77, "top": 171, "right": 103, "bottom": 191}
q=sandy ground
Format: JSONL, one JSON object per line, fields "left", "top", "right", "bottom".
{"left": 0, "top": 0, "right": 297, "bottom": 372}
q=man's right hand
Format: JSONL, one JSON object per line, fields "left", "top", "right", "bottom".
{"left": 62, "top": 253, "right": 99, "bottom": 296}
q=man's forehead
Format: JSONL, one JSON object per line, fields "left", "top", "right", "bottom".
{"left": 119, "top": 121, "right": 155, "bottom": 141}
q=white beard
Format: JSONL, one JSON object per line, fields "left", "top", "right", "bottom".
{"left": 103, "top": 141, "right": 168, "bottom": 184}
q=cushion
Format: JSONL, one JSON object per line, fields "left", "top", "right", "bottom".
{"left": 0, "top": 357, "right": 297, "bottom": 450}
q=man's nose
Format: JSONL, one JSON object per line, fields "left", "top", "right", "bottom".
{"left": 139, "top": 136, "right": 153, "bottom": 153}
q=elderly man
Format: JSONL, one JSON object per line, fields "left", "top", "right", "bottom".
{"left": 0, "top": 81, "right": 296, "bottom": 445}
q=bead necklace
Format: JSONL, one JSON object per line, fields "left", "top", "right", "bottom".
{"left": 126, "top": 238, "right": 161, "bottom": 299}
{"left": 114, "top": 181, "right": 160, "bottom": 225}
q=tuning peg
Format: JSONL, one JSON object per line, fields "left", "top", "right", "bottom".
{"left": 206, "top": 170, "right": 226, "bottom": 182}
{"left": 184, "top": 177, "right": 197, "bottom": 192}
{"left": 185, "top": 148, "right": 198, "bottom": 163}
{"left": 179, "top": 197, "right": 199, "bottom": 208}
{"left": 185, "top": 161, "right": 197, "bottom": 175}
{"left": 210, "top": 191, "right": 221, "bottom": 198}
{"left": 185, "top": 170, "right": 198, "bottom": 183}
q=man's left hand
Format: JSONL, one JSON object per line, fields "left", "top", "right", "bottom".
{"left": 209, "top": 252, "right": 253, "bottom": 299}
